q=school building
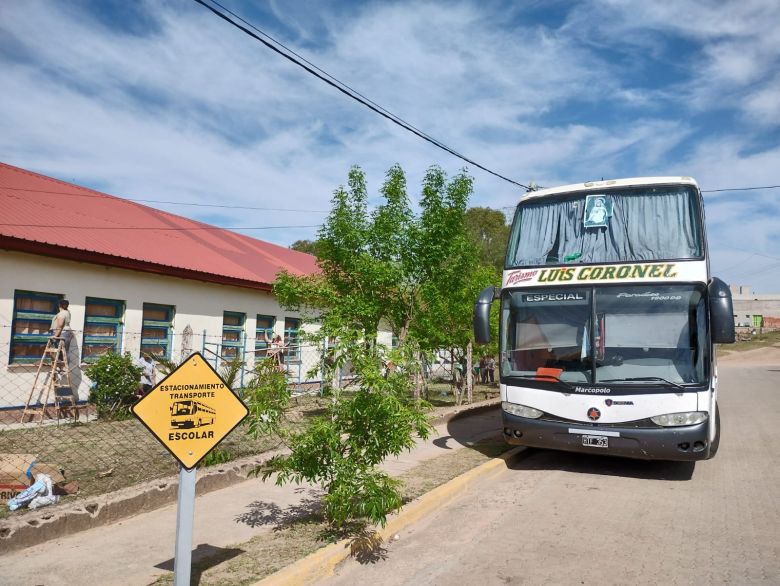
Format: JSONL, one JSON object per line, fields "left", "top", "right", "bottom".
{"left": 0, "top": 161, "right": 324, "bottom": 411}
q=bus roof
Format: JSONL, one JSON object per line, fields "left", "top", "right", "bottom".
{"left": 520, "top": 176, "right": 699, "bottom": 203}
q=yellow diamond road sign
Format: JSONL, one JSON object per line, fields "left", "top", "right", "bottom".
{"left": 132, "top": 352, "right": 249, "bottom": 470}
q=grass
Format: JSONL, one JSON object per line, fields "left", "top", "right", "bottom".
{"left": 0, "top": 385, "right": 497, "bottom": 521}
{"left": 151, "top": 436, "right": 510, "bottom": 586}
{"left": 424, "top": 381, "right": 500, "bottom": 407}
{"left": 724, "top": 329, "right": 780, "bottom": 352}
{"left": 0, "top": 395, "right": 329, "bottom": 514}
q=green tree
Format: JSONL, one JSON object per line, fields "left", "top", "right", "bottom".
{"left": 465, "top": 207, "right": 510, "bottom": 273}
{"left": 84, "top": 352, "right": 141, "bottom": 420}
{"left": 260, "top": 164, "right": 492, "bottom": 528}
{"left": 290, "top": 239, "right": 320, "bottom": 257}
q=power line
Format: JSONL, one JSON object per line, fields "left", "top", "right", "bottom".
{"left": 8, "top": 180, "right": 779, "bottom": 215}
{"left": 0, "top": 223, "right": 321, "bottom": 231}
{"left": 191, "top": 0, "right": 530, "bottom": 190}
{"left": 4, "top": 186, "right": 329, "bottom": 213}
{"left": 702, "top": 185, "right": 780, "bottom": 193}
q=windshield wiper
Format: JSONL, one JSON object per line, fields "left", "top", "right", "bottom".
{"left": 601, "top": 377, "right": 686, "bottom": 390}
{"left": 509, "top": 374, "right": 574, "bottom": 391}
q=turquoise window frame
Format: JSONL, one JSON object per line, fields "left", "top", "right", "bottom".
{"left": 82, "top": 297, "right": 125, "bottom": 362}
{"left": 9, "top": 290, "right": 63, "bottom": 364}
{"left": 255, "top": 314, "right": 275, "bottom": 356}
{"left": 141, "top": 303, "right": 174, "bottom": 359}
{"left": 284, "top": 317, "right": 301, "bottom": 362}
{"left": 222, "top": 311, "right": 246, "bottom": 359}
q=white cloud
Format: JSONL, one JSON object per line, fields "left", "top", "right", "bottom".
{"left": 0, "top": 0, "right": 778, "bottom": 291}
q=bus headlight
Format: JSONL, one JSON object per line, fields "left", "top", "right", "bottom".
{"left": 651, "top": 412, "right": 708, "bottom": 427}
{"left": 502, "top": 401, "right": 543, "bottom": 419}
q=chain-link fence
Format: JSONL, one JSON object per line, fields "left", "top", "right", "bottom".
{"left": 0, "top": 323, "right": 498, "bottom": 513}
{"left": 0, "top": 325, "right": 332, "bottom": 511}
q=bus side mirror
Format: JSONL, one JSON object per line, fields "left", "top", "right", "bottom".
{"left": 709, "top": 277, "right": 735, "bottom": 344}
{"left": 473, "top": 286, "right": 499, "bottom": 345}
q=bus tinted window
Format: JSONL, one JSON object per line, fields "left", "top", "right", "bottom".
{"left": 507, "top": 186, "right": 703, "bottom": 268}
{"left": 500, "top": 285, "right": 708, "bottom": 386}
{"left": 501, "top": 288, "right": 592, "bottom": 383}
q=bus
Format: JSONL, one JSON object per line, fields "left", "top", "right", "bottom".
{"left": 170, "top": 400, "right": 216, "bottom": 429}
{"left": 473, "top": 177, "right": 735, "bottom": 461}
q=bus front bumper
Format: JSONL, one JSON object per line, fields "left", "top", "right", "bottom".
{"left": 502, "top": 412, "right": 711, "bottom": 461}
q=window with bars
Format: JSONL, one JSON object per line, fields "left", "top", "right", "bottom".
{"left": 82, "top": 297, "right": 124, "bottom": 362}
{"left": 9, "top": 290, "right": 63, "bottom": 364}
{"left": 141, "top": 303, "right": 174, "bottom": 359}
{"left": 255, "top": 314, "right": 275, "bottom": 357}
{"left": 284, "top": 317, "right": 301, "bottom": 362}
{"left": 222, "top": 311, "right": 245, "bottom": 359}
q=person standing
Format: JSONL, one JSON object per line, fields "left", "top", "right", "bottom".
{"left": 486, "top": 355, "right": 496, "bottom": 384}
{"left": 49, "top": 299, "right": 72, "bottom": 352}
{"left": 479, "top": 355, "right": 488, "bottom": 384}
{"left": 136, "top": 353, "right": 156, "bottom": 396}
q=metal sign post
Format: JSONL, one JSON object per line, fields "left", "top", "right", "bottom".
{"left": 131, "top": 352, "right": 249, "bottom": 584}
{"left": 173, "top": 466, "right": 197, "bottom": 586}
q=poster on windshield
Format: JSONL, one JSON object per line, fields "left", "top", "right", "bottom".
{"left": 583, "top": 195, "right": 613, "bottom": 228}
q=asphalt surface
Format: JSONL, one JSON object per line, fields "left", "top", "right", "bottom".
{"left": 322, "top": 359, "right": 780, "bottom": 585}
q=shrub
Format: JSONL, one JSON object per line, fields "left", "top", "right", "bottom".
{"left": 84, "top": 352, "right": 142, "bottom": 420}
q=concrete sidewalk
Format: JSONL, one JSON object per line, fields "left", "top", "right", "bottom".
{"left": 0, "top": 404, "right": 501, "bottom": 586}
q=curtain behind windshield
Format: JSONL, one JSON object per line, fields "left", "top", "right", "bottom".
{"left": 511, "top": 188, "right": 701, "bottom": 266}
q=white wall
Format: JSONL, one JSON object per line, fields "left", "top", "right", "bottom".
{"left": 0, "top": 251, "right": 314, "bottom": 408}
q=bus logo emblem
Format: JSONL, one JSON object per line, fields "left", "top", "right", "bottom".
{"left": 587, "top": 407, "right": 601, "bottom": 421}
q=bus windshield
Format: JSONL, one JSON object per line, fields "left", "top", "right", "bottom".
{"left": 501, "top": 284, "right": 709, "bottom": 386}
{"left": 506, "top": 185, "right": 703, "bottom": 268}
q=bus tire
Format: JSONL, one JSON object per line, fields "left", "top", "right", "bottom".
{"left": 708, "top": 406, "right": 720, "bottom": 459}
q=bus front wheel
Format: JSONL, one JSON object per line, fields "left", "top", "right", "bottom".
{"left": 708, "top": 406, "right": 721, "bottom": 459}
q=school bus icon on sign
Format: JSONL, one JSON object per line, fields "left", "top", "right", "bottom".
{"left": 171, "top": 400, "right": 216, "bottom": 429}
{"left": 132, "top": 352, "right": 248, "bottom": 470}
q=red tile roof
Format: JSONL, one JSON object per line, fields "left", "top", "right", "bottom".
{"left": 0, "top": 162, "right": 318, "bottom": 291}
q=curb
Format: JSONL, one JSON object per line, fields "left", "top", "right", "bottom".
{"left": 0, "top": 399, "right": 499, "bottom": 552}
{"left": 255, "top": 445, "right": 524, "bottom": 586}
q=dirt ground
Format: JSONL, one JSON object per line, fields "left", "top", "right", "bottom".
{"left": 718, "top": 345, "right": 780, "bottom": 364}
{"left": 149, "top": 438, "right": 508, "bottom": 585}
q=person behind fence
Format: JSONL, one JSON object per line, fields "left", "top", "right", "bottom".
{"left": 262, "top": 331, "right": 286, "bottom": 370}
{"left": 49, "top": 299, "right": 72, "bottom": 353}
{"left": 135, "top": 352, "right": 156, "bottom": 396}
{"left": 486, "top": 355, "right": 496, "bottom": 383}
{"left": 479, "top": 355, "right": 488, "bottom": 384}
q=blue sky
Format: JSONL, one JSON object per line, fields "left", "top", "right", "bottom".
{"left": 1, "top": 0, "right": 779, "bottom": 291}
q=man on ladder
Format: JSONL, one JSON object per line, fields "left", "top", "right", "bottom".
{"left": 50, "top": 299, "right": 72, "bottom": 356}
{"left": 20, "top": 299, "right": 77, "bottom": 423}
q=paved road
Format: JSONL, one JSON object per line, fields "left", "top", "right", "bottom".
{"left": 323, "top": 361, "right": 780, "bottom": 585}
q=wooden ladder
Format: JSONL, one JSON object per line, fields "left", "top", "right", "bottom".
{"left": 20, "top": 337, "right": 78, "bottom": 424}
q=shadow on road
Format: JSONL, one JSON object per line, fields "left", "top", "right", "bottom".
{"left": 443, "top": 406, "right": 505, "bottom": 455}
{"left": 444, "top": 406, "right": 696, "bottom": 480}
{"left": 154, "top": 543, "right": 244, "bottom": 585}
{"left": 509, "top": 447, "right": 695, "bottom": 481}
{"left": 235, "top": 487, "right": 323, "bottom": 529}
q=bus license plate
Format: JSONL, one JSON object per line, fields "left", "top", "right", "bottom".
{"left": 582, "top": 435, "right": 608, "bottom": 448}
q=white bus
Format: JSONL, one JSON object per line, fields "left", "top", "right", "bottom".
{"left": 474, "top": 177, "right": 735, "bottom": 460}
